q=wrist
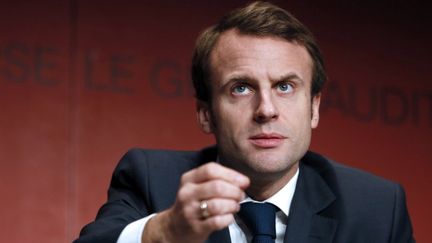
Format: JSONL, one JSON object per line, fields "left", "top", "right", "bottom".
{"left": 141, "top": 210, "right": 177, "bottom": 243}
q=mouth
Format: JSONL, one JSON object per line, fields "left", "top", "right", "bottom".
{"left": 248, "top": 133, "right": 286, "bottom": 148}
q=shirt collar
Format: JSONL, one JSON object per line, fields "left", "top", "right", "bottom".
{"left": 241, "top": 167, "right": 299, "bottom": 217}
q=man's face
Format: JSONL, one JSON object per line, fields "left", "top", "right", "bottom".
{"left": 198, "top": 29, "right": 320, "bottom": 182}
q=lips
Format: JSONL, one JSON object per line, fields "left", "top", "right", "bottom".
{"left": 249, "top": 133, "right": 286, "bottom": 148}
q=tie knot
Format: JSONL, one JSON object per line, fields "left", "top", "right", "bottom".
{"left": 238, "top": 202, "right": 278, "bottom": 240}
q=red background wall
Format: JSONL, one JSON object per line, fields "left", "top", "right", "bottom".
{"left": 0, "top": 0, "right": 430, "bottom": 242}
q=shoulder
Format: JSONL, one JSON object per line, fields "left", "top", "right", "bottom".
{"left": 301, "top": 151, "right": 414, "bottom": 240}
{"left": 301, "top": 151, "right": 401, "bottom": 203}
{"left": 118, "top": 147, "right": 216, "bottom": 171}
{"left": 111, "top": 146, "right": 218, "bottom": 185}
{"left": 302, "top": 151, "right": 397, "bottom": 187}
{"left": 108, "top": 146, "right": 217, "bottom": 211}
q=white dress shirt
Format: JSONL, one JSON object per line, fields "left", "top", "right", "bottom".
{"left": 117, "top": 168, "right": 299, "bottom": 243}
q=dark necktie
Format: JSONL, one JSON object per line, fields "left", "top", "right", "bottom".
{"left": 238, "top": 202, "right": 279, "bottom": 243}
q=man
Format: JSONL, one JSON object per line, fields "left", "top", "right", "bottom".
{"left": 74, "top": 2, "right": 415, "bottom": 243}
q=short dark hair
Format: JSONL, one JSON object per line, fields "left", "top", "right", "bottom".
{"left": 192, "top": 1, "right": 326, "bottom": 102}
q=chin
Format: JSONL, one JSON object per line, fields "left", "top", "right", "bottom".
{"left": 246, "top": 153, "right": 293, "bottom": 174}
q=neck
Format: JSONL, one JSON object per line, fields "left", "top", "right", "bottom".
{"left": 245, "top": 162, "right": 299, "bottom": 201}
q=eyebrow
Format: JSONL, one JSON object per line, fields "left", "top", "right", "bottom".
{"left": 219, "top": 75, "right": 254, "bottom": 89}
{"left": 274, "top": 73, "right": 304, "bottom": 84}
{"left": 225, "top": 72, "right": 304, "bottom": 85}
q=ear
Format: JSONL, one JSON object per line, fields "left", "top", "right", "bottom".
{"left": 311, "top": 93, "right": 321, "bottom": 129}
{"left": 196, "top": 100, "right": 214, "bottom": 134}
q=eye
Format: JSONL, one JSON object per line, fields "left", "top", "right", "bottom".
{"left": 277, "top": 82, "right": 294, "bottom": 93}
{"left": 232, "top": 84, "right": 252, "bottom": 95}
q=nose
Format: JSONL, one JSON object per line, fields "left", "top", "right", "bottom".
{"left": 253, "top": 91, "right": 279, "bottom": 123}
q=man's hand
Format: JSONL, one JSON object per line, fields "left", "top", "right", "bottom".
{"left": 142, "top": 162, "right": 250, "bottom": 243}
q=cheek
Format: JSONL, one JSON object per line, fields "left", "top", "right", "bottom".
{"left": 219, "top": 111, "right": 245, "bottom": 132}
{"left": 212, "top": 105, "right": 235, "bottom": 130}
{"left": 282, "top": 98, "right": 311, "bottom": 117}
{"left": 214, "top": 99, "right": 249, "bottom": 122}
{"left": 281, "top": 103, "right": 313, "bottom": 132}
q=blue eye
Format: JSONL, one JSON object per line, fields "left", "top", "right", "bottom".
{"left": 232, "top": 85, "right": 251, "bottom": 95}
{"left": 277, "top": 83, "right": 293, "bottom": 93}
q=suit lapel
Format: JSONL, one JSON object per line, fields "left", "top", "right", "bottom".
{"left": 283, "top": 158, "right": 338, "bottom": 243}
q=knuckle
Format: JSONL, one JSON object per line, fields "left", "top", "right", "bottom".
{"left": 206, "top": 162, "right": 218, "bottom": 170}
{"left": 180, "top": 168, "right": 197, "bottom": 185}
{"left": 207, "top": 200, "right": 218, "bottom": 214}
{"left": 177, "top": 185, "right": 191, "bottom": 204}
{"left": 180, "top": 173, "right": 189, "bottom": 185}
{"left": 212, "top": 181, "right": 225, "bottom": 195}
{"left": 201, "top": 165, "right": 213, "bottom": 178}
{"left": 202, "top": 162, "right": 220, "bottom": 177}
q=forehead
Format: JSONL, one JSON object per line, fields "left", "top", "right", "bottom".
{"left": 208, "top": 29, "right": 313, "bottom": 85}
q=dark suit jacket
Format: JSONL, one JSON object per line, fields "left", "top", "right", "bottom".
{"left": 74, "top": 147, "right": 415, "bottom": 243}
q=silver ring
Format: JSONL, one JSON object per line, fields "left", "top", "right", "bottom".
{"left": 199, "top": 200, "right": 210, "bottom": 219}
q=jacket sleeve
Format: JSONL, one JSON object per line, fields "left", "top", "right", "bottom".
{"left": 73, "top": 149, "right": 152, "bottom": 243}
{"left": 390, "top": 184, "right": 415, "bottom": 243}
